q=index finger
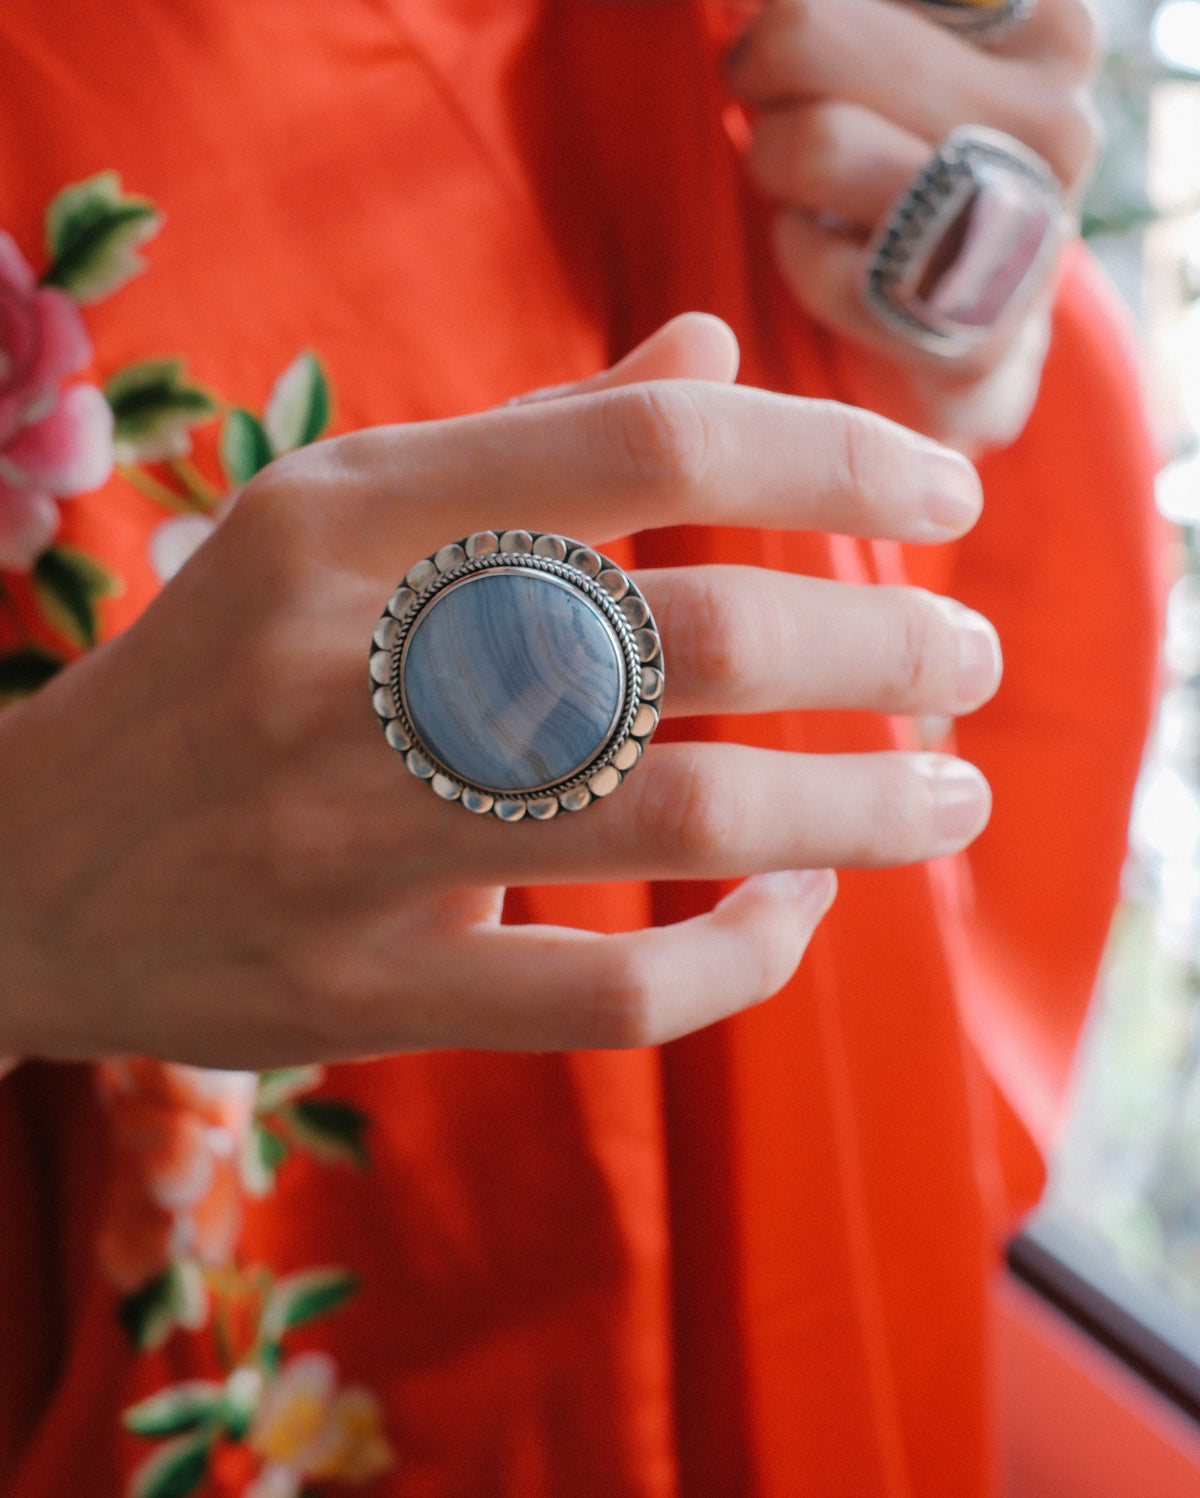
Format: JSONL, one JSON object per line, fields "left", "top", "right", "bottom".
{"left": 274, "top": 381, "right": 981, "bottom": 573}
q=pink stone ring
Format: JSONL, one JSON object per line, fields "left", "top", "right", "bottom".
{"left": 862, "top": 126, "right": 1063, "bottom": 360}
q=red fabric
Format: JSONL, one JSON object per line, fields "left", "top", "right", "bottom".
{"left": 0, "top": 3, "right": 1161, "bottom": 1495}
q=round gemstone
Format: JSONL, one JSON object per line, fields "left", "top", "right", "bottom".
{"left": 401, "top": 569, "right": 626, "bottom": 793}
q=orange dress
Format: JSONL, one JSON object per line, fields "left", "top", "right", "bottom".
{"left": 0, "top": 4, "right": 1161, "bottom": 1497}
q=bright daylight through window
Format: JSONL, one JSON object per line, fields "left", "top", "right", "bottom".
{"left": 1024, "top": 0, "right": 1200, "bottom": 1406}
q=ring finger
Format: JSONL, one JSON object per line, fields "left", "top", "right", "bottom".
{"left": 746, "top": 101, "right": 931, "bottom": 233}
{"left": 640, "top": 565, "right": 1001, "bottom": 719}
{"left": 418, "top": 741, "right": 991, "bottom": 886}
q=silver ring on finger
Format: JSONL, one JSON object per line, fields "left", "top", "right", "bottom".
{"left": 903, "top": 0, "right": 1038, "bottom": 43}
{"left": 369, "top": 531, "right": 663, "bottom": 821}
{"left": 862, "top": 124, "right": 1063, "bottom": 360}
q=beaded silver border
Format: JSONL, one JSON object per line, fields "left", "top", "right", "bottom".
{"left": 368, "top": 530, "right": 664, "bottom": 821}
{"left": 906, "top": 0, "right": 1038, "bottom": 42}
{"left": 862, "top": 125, "right": 1062, "bottom": 359}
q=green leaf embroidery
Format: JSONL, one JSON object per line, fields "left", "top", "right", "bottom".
{"left": 123, "top": 1381, "right": 224, "bottom": 1438}
{"left": 33, "top": 545, "right": 122, "bottom": 650}
{"left": 0, "top": 646, "right": 64, "bottom": 703}
{"left": 43, "top": 171, "right": 163, "bottom": 304}
{"left": 281, "top": 1097, "right": 370, "bottom": 1169}
{"left": 219, "top": 1367, "right": 263, "bottom": 1442}
{"left": 263, "top": 352, "right": 330, "bottom": 454}
{"left": 220, "top": 407, "right": 274, "bottom": 485}
{"left": 128, "top": 1431, "right": 211, "bottom": 1498}
{"left": 118, "top": 1261, "right": 207, "bottom": 1352}
{"left": 255, "top": 1066, "right": 324, "bottom": 1114}
{"left": 241, "top": 1119, "right": 290, "bottom": 1198}
{"left": 106, "top": 358, "right": 218, "bottom": 464}
{"left": 261, "top": 1266, "right": 359, "bottom": 1339}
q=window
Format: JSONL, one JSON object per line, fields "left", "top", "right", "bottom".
{"left": 1017, "top": 0, "right": 1200, "bottom": 1435}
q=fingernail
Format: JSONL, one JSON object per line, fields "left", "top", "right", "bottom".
{"left": 757, "top": 867, "right": 838, "bottom": 918}
{"left": 952, "top": 605, "right": 1002, "bottom": 710}
{"left": 924, "top": 756, "right": 991, "bottom": 853}
{"left": 917, "top": 448, "right": 983, "bottom": 540}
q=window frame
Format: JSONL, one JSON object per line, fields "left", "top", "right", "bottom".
{"left": 997, "top": 1267, "right": 1200, "bottom": 1497}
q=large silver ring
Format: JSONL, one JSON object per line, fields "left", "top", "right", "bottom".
{"left": 905, "top": 0, "right": 1038, "bottom": 42}
{"left": 863, "top": 125, "right": 1063, "bottom": 360}
{"left": 369, "top": 530, "right": 663, "bottom": 821}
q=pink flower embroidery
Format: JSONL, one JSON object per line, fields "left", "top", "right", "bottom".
{"left": 0, "top": 231, "right": 114, "bottom": 570}
{"left": 95, "top": 1058, "right": 258, "bottom": 1294}
{"left": 247, "top": 1353, "right": 393, "bottom": 1497}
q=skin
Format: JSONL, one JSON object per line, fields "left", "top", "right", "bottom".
{"left": 0, "top": 315, "right": 1001, "bottom": 1068}
{"left": 725, "top": 0, "right": 1102, "bottom": 448}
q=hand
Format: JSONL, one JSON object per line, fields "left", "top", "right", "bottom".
{"left": 725, "top": 0, "right": 1100, "bottom": 449}
{"left": 0, "top": 316, "right": 998, "bottom": 1067}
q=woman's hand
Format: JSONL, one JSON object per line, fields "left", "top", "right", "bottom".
{"left": 0, "top": 318, "right": 999, "bottom": 1068}
{"left": 725, "top": 0, "right": 1101, "bottom": 449}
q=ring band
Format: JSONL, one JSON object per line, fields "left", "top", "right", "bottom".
{"left": 862, "top": 125, "right": 1063, "bottom": 359}
{"left": 905, "top": 0, "right": 1038, "bottom": 41}
{"left": 369, "top": 530, "right": 663, "bottom": 820}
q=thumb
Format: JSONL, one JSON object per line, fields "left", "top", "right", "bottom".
{"left": 509, "top": 312, "right": 740, "bottom": 405}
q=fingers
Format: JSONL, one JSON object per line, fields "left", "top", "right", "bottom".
{"left": 511, "top": 312, "right": 741, "bottom": 405}
{"left": 432, "top": 744, "right": 991, "bottom": 888}
{"left": 640, "top": 567, "right": 1002, "bottom": 718}
{"left": 987, "top": 0, "right": 1101, "bottom": 70}
{"left": 769, "top": 210, "right": 939, "bottom": 362}
{"left": 746, "top": 101, "right": 929, "bottom": 233}
{"left": 314, "top": 742, "right": 990, "bottom": 899}
{"left": 727, "top": 0, "right": 1098, "bottom": 190}
{"left": 259, "top": 381, "right": 982, "bottom": 575}
{"left": 426, "top": 869, "right": 839, "bottom": 1050}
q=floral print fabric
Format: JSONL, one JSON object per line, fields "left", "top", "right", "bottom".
{"left": 0, "top": 176, "right": 392, "bottom": 1498}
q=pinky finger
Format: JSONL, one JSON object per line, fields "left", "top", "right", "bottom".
{"left": 454, "top": 867, "right": 838, "bottom": 1051}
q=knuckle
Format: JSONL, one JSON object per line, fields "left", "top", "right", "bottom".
{"left": 1053, "top": 0, "right": 1103, "bottom": 74}
{"left": 748, "top": 106, "right": 831, "bottom": 199}
{"left": 1045, "top": 94, "right": 1101, "bottom": 183}
{"left": 601, "top": 383, "right": 716, "bottom": 496}
{"left": 679, "top": 576, "right": 763, "bottom": 702}
{"left": 742, "top": 915, "right": 804, "bottom": 1005}
{"left": 587, "top": 950, "right": 661, "bottom": 1049}
{"left": 275, "top": 937, "right": 376, "bottom": 1054}
{"left": 221, "top": 469, "right": 312, "bottom": 602}
{"left": 231, "top": 455, "right": 301, "bottom": 541}
{"left": 885, "top": 590, "right": 948, "bottom": 712}
{"left": 232, "top": 616, "right": 347, "bottom": 757}
{"left": 790, "top": 105, "right": 841, "bottom": 184}
{"left": 731, "top": 2, "right": 812, "bottom": 90}
{"left": 862, "top": 756, "right": 939, "bottom": 865}
{"left": 644, "top": 748, "right": 739, "bottom": 867}
{"left": 257, "top": 775, "right": 378, "bottom": 910}
{"left": 821, "top": 403, "right": 892, "bottom": 530}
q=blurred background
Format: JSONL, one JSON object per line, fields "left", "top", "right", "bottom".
{"left": 1040, "top": 0, "right": 1200, "bottom": 1337}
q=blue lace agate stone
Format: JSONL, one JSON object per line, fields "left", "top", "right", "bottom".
{"left": 402, "top": 569, "right": 625, "bottom": 793}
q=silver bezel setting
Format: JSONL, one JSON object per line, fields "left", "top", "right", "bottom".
{"left": 906, "top": 0, "right": 1038, "bottom": 42}
{"left": 369, "top": 530, "right": 663, "bottom": 820}
{"left": 862, "top": 125, "right": 1062, "bottom": 359}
